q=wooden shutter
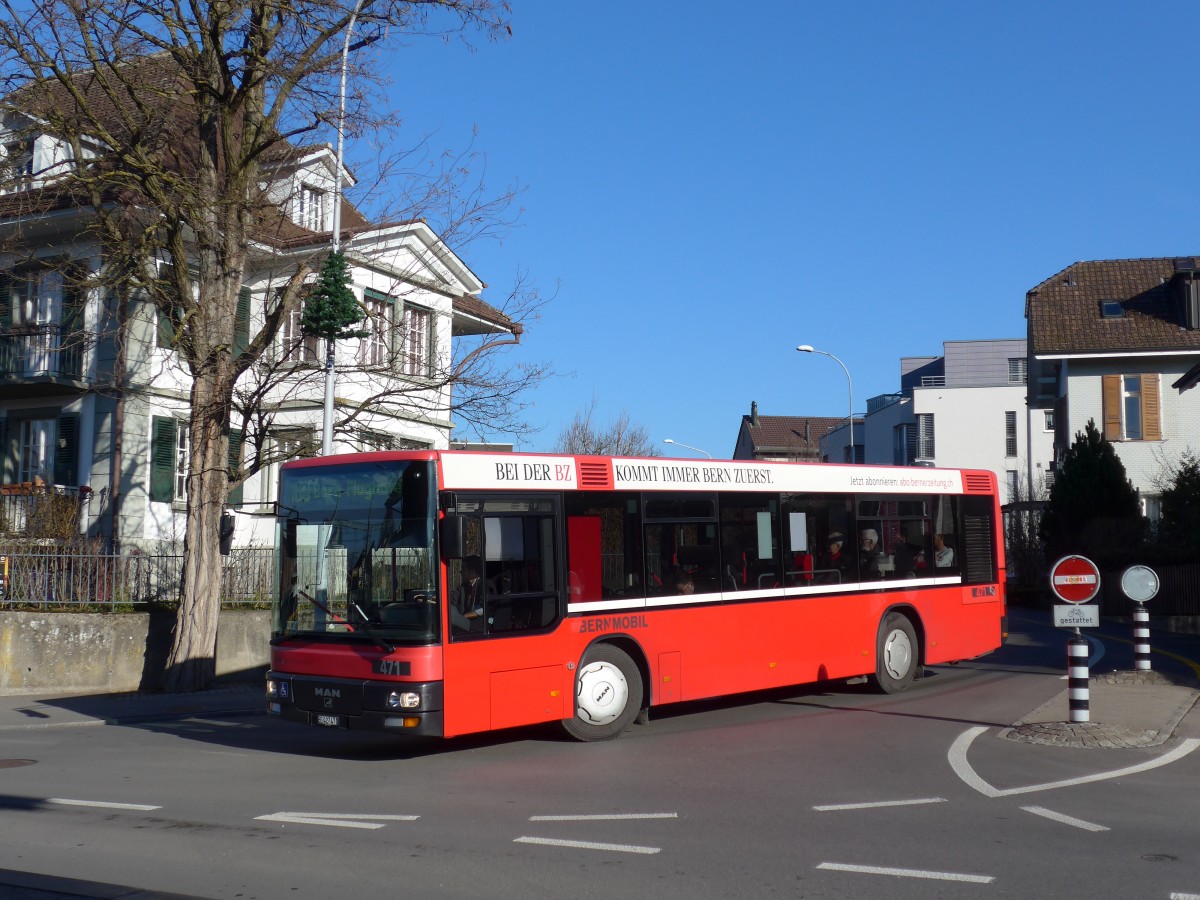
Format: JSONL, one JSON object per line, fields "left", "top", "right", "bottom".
{"left": 1101, "top": 374, "right": 1122, "bottom": 440}
{"left": 55, "top": 414, "right": 79, "bottom": 486}
{"left": 150, "top": 416, "right": 178, "bottom": 503}
{"left": 1142, "top": 373, "right": 1161, "bottom": 441}
{"left": 233, "top": 287, "right": 250, "bottom": 358}
{"left": 227, "top": 428, "right": 243, "bottom": 507}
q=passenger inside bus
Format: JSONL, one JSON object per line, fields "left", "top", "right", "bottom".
{"left": 450, "top": 555, "right": 484, "bottom": 632}
{"left": 859, "top": 528, "right": 886, "bottom": 579}
{"left": 934, "top": 533, "right": 955, "bottom": 567}
{"left": 819, "top": 531, "right": 850, "bottom": 583}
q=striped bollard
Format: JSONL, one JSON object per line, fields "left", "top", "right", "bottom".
{"left": 1133, "top": 602, "right": 1151, "bottom": 671}
{"left": 1068, "top": 636, "right": 1090, "bottom": 723}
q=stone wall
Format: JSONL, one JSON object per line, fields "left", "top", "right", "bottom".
{"left": 0, "top": 609, "right": 269, "bottom": 694}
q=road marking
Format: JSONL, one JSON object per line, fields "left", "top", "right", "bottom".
{"left": 813, "top": 798, "right": 947, "bottom": 812}
{"left": 514, "top": 836, "right": 660, "bottom": 855}
{"left": 816, "top": 862, "right": 993, "bottom": 884}
{"left": 949, "top": 726, "right": 1200, "bottom": 797}
{"left": 255, "top": 812, "right": 419, "bottom": 830}
{"left": 1170, "top": 893, "right": 1200, "bottom": 899}
{"left": 1020, "top": 805, "right": 1109, "bottom": 831}
{"left": 48, "top": 798, "right": 161, "bottom": 811}
{"left": 1104, "top": 634, "right": 1200, "bottom": 681}
{"left": 529, "top": 812, "right": 678, "bottom": 821}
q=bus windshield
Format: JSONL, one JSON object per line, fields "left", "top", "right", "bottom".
{"left": 273, "top": 459, "right": 439, "bottom": 644}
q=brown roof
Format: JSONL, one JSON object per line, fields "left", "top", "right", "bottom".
{"left": 740, "top": 415, "right": 846, "bottom": 455}
{"left": 1026, "top": 257, "right": 1200, "bottom": 355}
{"left": 453, "top": 293, "right": 520, "bottom": 335}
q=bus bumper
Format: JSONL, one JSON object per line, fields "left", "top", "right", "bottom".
{"left": 265, "top": 671, "right": 445, "bottom": 737}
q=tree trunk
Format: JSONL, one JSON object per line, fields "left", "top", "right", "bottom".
{"left": 159, "top": 365, "right": 232, "bottom": 692}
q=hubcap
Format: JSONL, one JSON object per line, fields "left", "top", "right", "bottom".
{"left": 882, "top": 628, "right": 913, "bottom": 680}
{"left": 575, "top": 660, "right": 628, "bottom": 725}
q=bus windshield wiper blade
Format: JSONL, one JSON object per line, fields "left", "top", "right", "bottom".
{"left": 352, "top": 602, "right": 395, "bottom": 653}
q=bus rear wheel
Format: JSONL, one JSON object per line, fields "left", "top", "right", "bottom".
{"left": 562, "top": 644, "right": 643, "bottom": 742}
{"left": 870, "top": 612, "right": 918, "bottom": 694}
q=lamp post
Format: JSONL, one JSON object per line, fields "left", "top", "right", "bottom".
{"left": 663, "top": 438, "right": 712, "bottom": 459}
{"left": 321, "top": 0, "right": 369, "bottom": 456}
{"left": 797, "top": 344, "right": 855, "bottom": 463}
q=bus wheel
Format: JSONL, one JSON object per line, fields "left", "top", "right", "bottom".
{"left": 562, "top": 645, "right": 643, "bottom": 742}
{"left": 870, "top": 612, "right": 918, "bottom": 694}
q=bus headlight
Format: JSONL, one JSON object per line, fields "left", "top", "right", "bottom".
{"left": 386, "top": 691, "right": 421, "bottom": 709}
{"left": 266, "top": 679, "right": 278, "bottom": 698}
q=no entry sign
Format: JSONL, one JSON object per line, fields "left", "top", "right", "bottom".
{"left": 1050, "top": 555, "right": 1101, "bottom": 604}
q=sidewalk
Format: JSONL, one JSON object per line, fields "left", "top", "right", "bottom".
{"left": 1001, "top": 669, "right": 1200, "bottom": 749}
{"left": 0, "top": 683, "right": 264, "bottom": 730}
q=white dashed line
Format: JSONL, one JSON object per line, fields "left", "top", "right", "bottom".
{"left": 813, "top": 798, "right": 947, "bottom": 812}
{"left": 515, "top": 836, "right": 660, "bottom": 855}
{"left": 255, "top": 812, "right": 419, "bottom": 829}
{"left": 817, "top": 862, "right": 994, "bottom": 883}
{"left": 48, "top": 798, "right": 161, "bottom": 811}
{"left": 529, "top": 813, "right": 678, "bottom": 821}
{"left": 1020, "top": 805, "right": 1109, "bottom": 831}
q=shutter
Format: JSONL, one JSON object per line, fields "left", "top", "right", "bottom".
{"left": 1102, "top": 374, "right": 1122, "bottom": 440}
{"left": 55, "top": 414, "right": 78, "bottom": 486}
{"left": 960, "top": 496, "right": 995, "bottom": 585}
{"left": 905, "top": 422, "right": 917, "bottom": 464}
{"left": 233, "top": 287, "right": 250, "bottom": 358}
{"left": 0, "top": 417, "right": 8, "bottom": 483}
{"left": 227, "top": 428, "right": 243, "bottom": 507}
{"left": 156, "top": 306, "right": 174, "bottom": 348}
{"left": 150, "top": 416, "right": 178, "bottom": 503}
{"left": 0, "top": 272, "right": 10, "bottom": 327}
{"left": 1142, "top": 373, "right": 1161, "bottom": 441}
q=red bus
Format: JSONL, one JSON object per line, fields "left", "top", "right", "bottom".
{"left": 266, "top": 451, "right": 1006, "bottom": 741}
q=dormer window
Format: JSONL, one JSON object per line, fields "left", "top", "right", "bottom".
{"left": 1100, "top": 300, "right": 1124, "bottom": 318}
{"left": 298, "top": 184, "right": 326, "bottom": 231}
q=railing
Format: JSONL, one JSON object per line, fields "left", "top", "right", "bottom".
{"left": 919, "top": 375, "right": 946, "bottom": 387}
{"left": 0, "top": 485, "right": 85, "bottom": 537}
{"left": 866, "top": 392, "right": 904, "bottom": 414}
{"left": 0, "top": 325, "right": 90, "bottom": 381}
{"left": 0, "top": 548, "right": 276, "bottom": 609}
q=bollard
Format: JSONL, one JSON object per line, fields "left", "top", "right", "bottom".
{"left": 1133, "top": 602, "right": 1151, "bottom": 671}
{"left": 1068, "top": 635, "right": 1090, "bottom": 723}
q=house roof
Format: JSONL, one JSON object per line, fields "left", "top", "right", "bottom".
{"left": 738, "top": 415, "right": 846, "bottom": 456}
{"left": 1026, "top": 257, "right": 1200, "bottom": 355}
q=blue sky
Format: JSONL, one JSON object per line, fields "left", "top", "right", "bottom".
{"left": 361, "top": 1, "right": 1199, "bottom": 458}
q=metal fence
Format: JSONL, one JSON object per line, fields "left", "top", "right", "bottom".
{"left": 0, "top": 548, "right": 276, "bottom": 610}
{"left": 1100, "top": 563, "right": 1200, "bottom": 617}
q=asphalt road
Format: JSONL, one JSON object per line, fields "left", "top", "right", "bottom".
{"left": 2, "top": 610, "right": 1199, "bottom": 899}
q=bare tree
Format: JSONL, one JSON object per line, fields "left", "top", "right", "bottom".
{"left": 0, "top": 0, "right": 543, "bottom": 690}
{"left": 554, "top": 398, "right": 660, "bottom": 457}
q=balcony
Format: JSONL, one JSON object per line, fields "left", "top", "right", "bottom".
{"left": 0, "top": 325, "right": 92, "bottom": 394}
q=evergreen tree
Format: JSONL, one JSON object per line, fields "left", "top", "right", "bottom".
{"left": 301, "top": 251, "right": 369, "bottom": 344}
{"left": 1039, "top": 419, "right": 1143, "bottom": 567}
{"left": 1156, "top": 452, "right": 1200, "bottom": 559}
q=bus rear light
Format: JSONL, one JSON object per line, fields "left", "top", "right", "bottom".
{"left": 387, "top": 691, "right": 421, "bottom": 709}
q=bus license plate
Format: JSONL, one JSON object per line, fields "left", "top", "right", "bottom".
{"left": 315, "top": 714, "right": 345, "bottom": 728}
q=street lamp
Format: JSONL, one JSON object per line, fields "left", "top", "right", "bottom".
{"left": 796, "top": 344, "right": 855, "bottom": 463}
{"left": 663, "top": 438, "right": 712, "bottom": 459}
{"left": 321, "top": 0, "right": 370, "bottom": 456}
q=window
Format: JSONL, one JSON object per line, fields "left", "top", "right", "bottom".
{"left": 298, "top": 184, "right": 325, "bottom": 231}
{"left": 1100, "top": 300, "right": 1124, "bottom": 318}
{"left": 3, "top": 140, "right": 33, "bottom": 191}
{"left": 1044, "top": 410, "right": 1054, "bottom": 432}
{"left": 1005, "top": 470, "right": 1019, "bottom": 504}
{"left": 17, "top": 418, "right": 53, "bottom": 484}
{"left": 400, "top": 303, "right": 433, "bottom": 377}
{"left": 151, "top": 416, "right": 243, "bottom": 506}
{"left": 1005, "top": 411, "right": 1017, "bottom": 457}
{"left": 280, "top": 298, "right": 320, "bottom": 364}
{"left": 1102, "top": 373, "right": 1161, "bottom": 441}
{"left": 360, "top": 290, "right": 392, "bottom": 367}
{"left": 916, "top": 414, "right": 935, "bottom": 459}
{"left": 893, "top": 423, "right": 915, "bottom": 466}
{"left": 265, "top": 428, "right": 317, "bottom": 503}
{"left": 1008, "top": 357, "right": 1027, "bottom": 384}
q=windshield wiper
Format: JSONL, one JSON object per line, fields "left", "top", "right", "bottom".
{"left": 293, "top": 589, "right": 394, "bottom": 653}
{"left": 351, "top": 602, "right": 395, "bottom": 653}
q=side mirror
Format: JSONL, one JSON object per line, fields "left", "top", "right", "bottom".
{"left": 439, "top": 512, "right": 465, "bottom": 560}
{"left": 219, "top": 512, "right": 235, "bottom": 556}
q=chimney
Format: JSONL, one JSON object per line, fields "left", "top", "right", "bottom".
{"left": 750, "top": 401, "right": 759, "bottom": 427}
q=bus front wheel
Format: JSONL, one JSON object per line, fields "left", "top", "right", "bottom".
{"left": 870, "top": 612, "right": 918, "bottom": 694}
{"left": 562, "top": 644, "right": 643, "bottom": 742}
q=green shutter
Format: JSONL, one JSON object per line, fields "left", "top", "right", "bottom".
{"left": 150, "top": 416, "right": 178, "bottom": 503}
{"left": 227, "top": 428, "right": 243, "bottom": 507}
{"left": 55, "top": 414, "right": 79, "bottom": 486}
{"left": 156, "top": 305, "right": 174, "bottom": 348}
{"left": 0, "top": 417, "right": 8, "bottom": 483}
{"left": 0, "top": 272, "right": 11, "bottom": 327}
{"left": 233, "top": 287, "right": 250, "bottom": 358}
